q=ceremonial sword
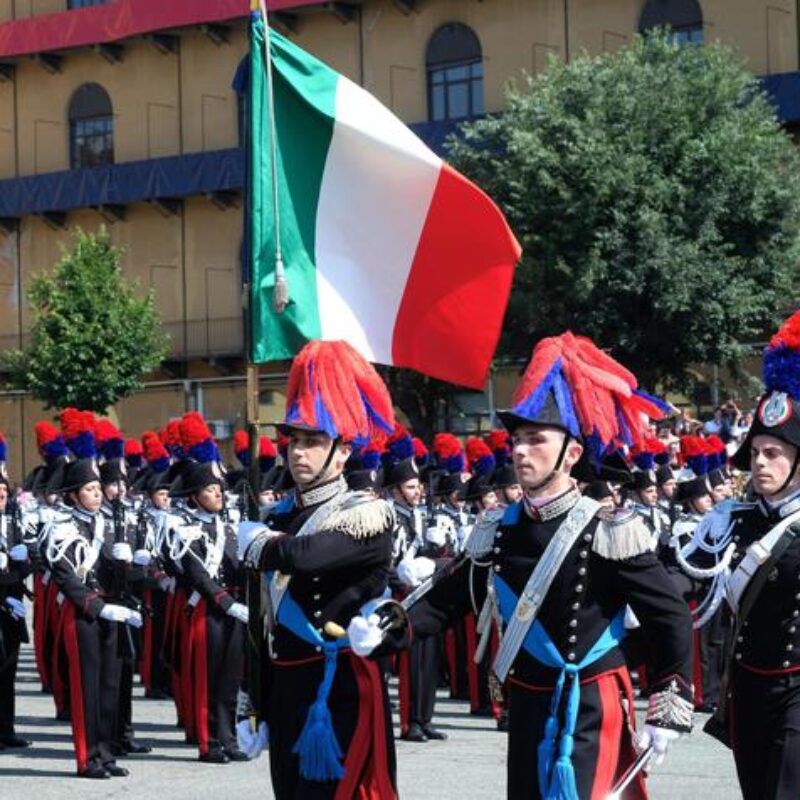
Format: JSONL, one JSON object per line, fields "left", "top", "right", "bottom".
{"left": 605, "top": 745, "right": 654, "bottom": 800}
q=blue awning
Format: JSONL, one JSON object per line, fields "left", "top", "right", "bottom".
{"left": 762, "top": 71, "right": 800, "bottom": 124}
{"left": 0, "top": 147, "right": 244, "bottom": 218}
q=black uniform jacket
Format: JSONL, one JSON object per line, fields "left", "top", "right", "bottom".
{"left": 729, "top": 499, "right": 800, "bottom": 674}
{"left": 178, "top": 508, "right": 243, "bottom": 615}
{"left": 398, "top": 491, "right": 693, "bottom": 694}
{"left": 259, "top": 492, "right": 394, "bottom": 662}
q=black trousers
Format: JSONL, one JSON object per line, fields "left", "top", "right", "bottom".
{"left": 732, "top": 667, "right": 800, "bottom": 799}
{"left": 61, "top": 604, "right": 122, "bottom": 774}
{"left": 409, "top": 635, "right": 439, "bottom": 727}
{"left": 698, "top": 607, "right": 726, "bottom": 707}
{"left": 191, "top": 601, "right": 243, "bottom": 755}
{"left": 115, "top": 659, "right": 136, "bottom": 749}
{"left": 0, "top": 615, "right": 25, "bottom": 735}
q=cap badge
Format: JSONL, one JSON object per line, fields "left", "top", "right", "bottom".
{"left": 760, "top": 391, "right": 792, "bottom": 428}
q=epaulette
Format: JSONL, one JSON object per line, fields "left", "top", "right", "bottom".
{"left": 465, "top": 506, "right": 505, "bottom": 559}
{"left": 317, "top": 492, "right": 395, "bottom": 539}
{"left": 592, "top": 507, "right": 654, "bottom": 560}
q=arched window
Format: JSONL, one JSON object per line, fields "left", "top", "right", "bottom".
{"left": 68, "top": 83, "right": 114, "bottom": 169}
{"left": 426, "top": 23, "right": 483, "bottom": 122}
{"left": 639, "top": 0, "right": 704, "bottom": 44}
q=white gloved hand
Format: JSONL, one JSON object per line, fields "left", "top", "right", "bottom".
{"left": 426, "top": 524, "right": 446, "bottom": 547}
{"left": 8, "top": 544, "right": 28, "bottom": 562}
{"left": 227, "top": 602, "right": 250, "bottom": 624}
{"left": 0, "top": 552, "right": 7, "bottom": 571}
{"left": 413, "top": 556, "right": 436, "bottom": 583}
{"left": 638, "top": 724, "right": 681, "bottom": 766}
{"left": 132, "top": 549, "right": 151, "bottom": 567}
{"left": 100, "top": 603, "right": 143, "bottom": 628}
{"left": 236, "top": 719, "right": 268, "bottom": 760}
{"left": 111, "top": 542, "right": 133, "bottom": 563}
{"left": 396, "top": 558, "right": 419, "bottom": 588}
{"left": 158, "top": 574, "right": 175, "bottom": 593}
{"left": 347, "top": 613, "right": 384, "bottom": 657}
{"left": 5, "top": 597, "right": 25, "bottom": 620}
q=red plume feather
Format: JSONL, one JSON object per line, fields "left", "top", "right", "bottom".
{"left": 142, "top": 431, "right": 169, "bottom": 463}
{"left": 35, "top": 420, "right": 59, "bottom": 448}
{"left": 180, "top": 412, "right": 212, "bottom": 449}
{"left": 259, "top": 437, "right": 277, "bottom": 458}
{"left": 233, "top": 430, "right": 249, "bottom": 454}
{"left": 124, "top": 438, "right": 143, "bottom": 458}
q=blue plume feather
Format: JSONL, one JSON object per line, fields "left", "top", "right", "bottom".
{"left": 634, "top": 388, "right": 673, "bottom": 415}
{"left": 763, "top": 345, "right": 800, "bottom": 398}
{"left": 551, "top": 371, "right": 580, "bottom": 438}
{"left": 512, "top": 359, "right": 563, "bottom": 421}
{"left": 388, "top": 435, "right": 414, "bottom": 463}
{"left": 151, "top": 456, "right": 170, "bottom": 473}
{"left": 101, "top": 439, "right": 124, "bottom": 460}
{"left": 362, "top": 450, "right": 382, "bottom": 470}
{"left": 189, "top": 440, "right": 218, "bottom": 464}
{"left": 68, "top": 430, "right": 96, "bottom": 459}
{"left": 43, "top": 438, "right": 69, "bottom": 463}
{"left": 633, "top": 452, "right": 655, "bottom": 470}
{"left": 473, "top": 454, "right": 495, "bottom": 478}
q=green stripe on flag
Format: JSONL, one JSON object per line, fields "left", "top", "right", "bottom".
{"left": 249, "top": 19, "right": 338, "bottom": 362}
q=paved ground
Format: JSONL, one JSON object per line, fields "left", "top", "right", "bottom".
{"left": 1, "top": 640, "right": 741, "bottom": 798}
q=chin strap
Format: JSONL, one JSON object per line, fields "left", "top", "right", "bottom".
{"left": 774, "top": 448, "right": 800, "bottom": 497}
{"left": 525, "top": 433, "right": 572, "bottom": 494}
{"left": 305, "top": 437, "right": 342, "bottom": 489}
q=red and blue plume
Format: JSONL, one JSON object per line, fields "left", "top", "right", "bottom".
{"left": 631, "top": 436, "right": 665, "bottom": 471}
{"left": 233, "top": 430, "right": 250, "bottom": 467}
{"left": 161, "top": 421, "right": 186, "bottom": 460}
{"left": 387, "top": 423, "right": 414, "bottom": 465}
{"left": 259, "top": 437, "right": 277, "bottom": 472}
{"left": 705, "top": 434, "right": 727, "bottom": 471}
{"left": 35, "top": 421, "right": 68, "bottom": 463}
{"left": 0, "top": 432, "right": 6, "bottom": 463}
{"left": 362, "top": 437, "right": 385, "bottom": 471}
{"left": 433, "top": 433, "right": 465, "bottom": 474}
{"left": 124, "top": 438, "right": 143, "bottom": 469}
{"left": 764, "top": 310, "right": 800, "bottom": 398}
{"left": 277, "top": 433, "right": 289, "bottom": 461}
{"left": 511, "top": 332, "right": 669, "bottom": 463}
{"left": 466, "top": 437, "right": 496, "bottom": 478}
{"left": 180, "top": 412, "right": 219, "bottom": 464}
{"left": 59, "top": 408, "right": 97, "bottom": 459}
{"left": 680, "top": 435, "right": 708, "bottom": 476}
{"left": 412, "top": 437, "right": 429, "bottom": 467}
{"left": 485, "top": 429, "right": 511, "bottom": 466}
{"left": 142, "top": 431, "right": 170, "bottom": 473}
{"left": 283, "top": 340, "right": 395, "bottom": 447}
{"left": 95, "top": 419, "right": 124, "bottom": 460}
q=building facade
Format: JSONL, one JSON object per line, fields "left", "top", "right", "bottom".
{"left": 0, "top": 0, "right": 795, "bottom": 473}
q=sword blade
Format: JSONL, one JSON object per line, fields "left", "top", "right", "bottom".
{"left": 605, "top": 746, "right": 654, "bottom": 800}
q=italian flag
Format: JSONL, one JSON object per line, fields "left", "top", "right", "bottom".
{"left": 248, "top": 12, "right": 521, "bottom": 390}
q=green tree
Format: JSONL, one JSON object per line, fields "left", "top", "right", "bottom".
{"left": 2, "top": 228, "right": 169, "bottom": 412}
{"left": 447, "top": 32, "right": 800, "bottom": 391}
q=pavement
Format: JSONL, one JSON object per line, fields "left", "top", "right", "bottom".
{"left": 2, "top": 640, "right": 741, "bottom": 799}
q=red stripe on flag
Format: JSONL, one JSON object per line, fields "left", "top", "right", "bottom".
{"left": 392, "top": 163, "right": 520, "bottom": 389}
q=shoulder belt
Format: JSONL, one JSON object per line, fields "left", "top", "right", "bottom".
{"left": 492, "top": 496, "right": 600, "bottom": 682}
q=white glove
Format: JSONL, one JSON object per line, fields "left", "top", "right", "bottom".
{"left": 347, "top": 613, "right": 384, "bottom": 657}
{"left": 236, "top": 719, "right": 268, "bottom": 760}
{"left": 227, "top": 602, "right": 250, "bottom": 624}
{"left": 132, "top": 549, "right": 151, "bottom": 567}
{"left": 638, "top": 724, "right": 681, "bottom": 766}
{"left": 100, "top": 604, "right": 143, "bottom": 628}
{"left": 426, "top": 524, "right": 446, "bottom": 547}
{"left": 237, "top": 522, "right": 269, "bottom": 562}
{"left": 8, "top": 544, "right": 28, "bottom": 562}
{"left": 5, "top": 597, "right": 25, "bottom": 620}
{"left": 396, "top": 558, "right": 419, "bottom": 588}
{"left": 0, "top": 552, "right": 7, "bottom": 571}
{"left": 413, "top": 556, "right": 436, "bottom": 583}
{"left": 111, "top": 542, "right": 133, "bottom": 563}
{"left": 158, "top": 574, "right": 175, "bottom": 593}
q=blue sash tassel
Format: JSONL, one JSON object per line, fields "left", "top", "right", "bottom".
{"left": 274, "top": 585, "right": 349, "bottom": 782}
{"left": 494, "top": 576, "right": 625, "bottom": 800}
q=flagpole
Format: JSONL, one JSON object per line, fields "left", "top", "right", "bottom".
{"left": 257, "top": 0, "right": 288, "bottom": 314}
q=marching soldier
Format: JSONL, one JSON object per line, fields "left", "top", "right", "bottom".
{"left": 238, "top": 340, "right": 400, "bottom": 799}
{"left": 348, "top": 332, "right": 694, "bottom": 799}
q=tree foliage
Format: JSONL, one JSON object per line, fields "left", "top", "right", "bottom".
{"left": 2, "top": 228, "right": 169, "bottom": 412}
{"left": 447, "top": 32, "right": 800, "bottom": 390}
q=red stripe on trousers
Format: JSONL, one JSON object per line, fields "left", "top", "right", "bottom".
{"left": 140, "top": 589, "right": 153, "bottom": 690}
{"left": 590, "top": 670, "right": 625, "bottom": 799}
{"left": 464, "top": 614, "right": 480, "bottom": 712}
{"left": 61, "top": 603, "right": 89, "bottom": 773}
{"left": 335, "top": 655, "right": 397, "bottom": 800}
{"left": 445, "top": 630, "right": 457, "bottom": 698}
{"left": 688, "top": 600, "right": 703, "bottom": 707}
{"left": 397, "top": 650, "right": 410, "bottom": 737}
{"left": 181, "top": 600, "right": 196, "bottom": 739}
{"left": 191, "top": 599, "right": 210, "bottom": 755}
{"left": 49, "top": 588, "right": 67, "bottom": 716}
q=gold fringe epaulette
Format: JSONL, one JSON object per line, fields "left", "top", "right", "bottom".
{"left": 465, "top": 507, "right": 505, "bottom": 559}
{"left": 591, "top": 507, "right": 654, "bottom": 560}
{"left": 317, "top": 492, "right": 396, "bottom": 539}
